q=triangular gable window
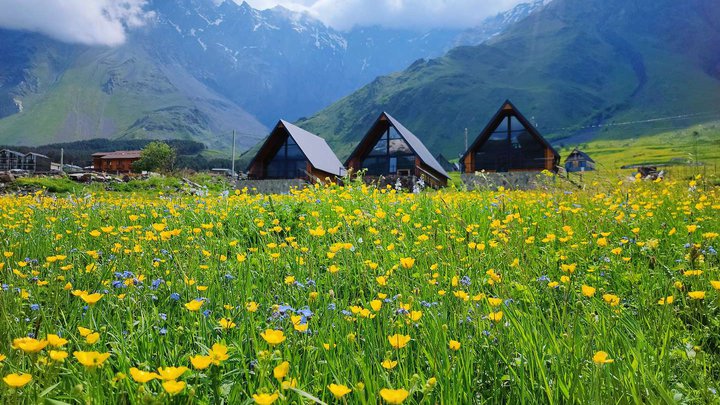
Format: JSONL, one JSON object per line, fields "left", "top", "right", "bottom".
{"left": 472, "top": 110, "right": 547, "bottom": 172}
{"left": 363, "top": 124, "right": 414, "bottom": 175}
{"left": 265, "top": 135, "right": 308, "bottom": 179}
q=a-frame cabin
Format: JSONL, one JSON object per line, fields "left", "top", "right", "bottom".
{"left": 462, "top": 100, "right": 560, "bottom": 173}
{"left": 565, "top": 149, "right": 596, "bottom": 172}
{"left": 345, "top": 112, "right": 450, "bottom": 188}
{"left": 246, "top": 120, "right": 345, "bottom": 181}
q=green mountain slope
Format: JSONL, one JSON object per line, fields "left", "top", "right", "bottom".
{"left": 298, "top": 0, "right": 720, "bottom": 160}
{"left": 0, "top": 33, "right": 267, "bottom": 149}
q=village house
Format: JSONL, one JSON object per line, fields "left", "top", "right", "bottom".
{"left": 564, "top": 148, "right": 596, "bottom": 172}
{"left": 461, "top": 100, "right": 560, "bottom": 173}
{"left": 345, "top": 112, "right": 450, "bottom": 188}
{"left": 246, "top": 120, "right": 345, "bottom": 182}
{"left": 92, "top": 150, "right": 142, "bottom": 173}
{"left": 0, "top": 149, "right": 51, "bottom": 172}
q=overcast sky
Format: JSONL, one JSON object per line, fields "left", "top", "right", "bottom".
{"left": 0, "top": 0, "right": 525, "bottom": 46}
{"left": 0, "top": 0, "right": 153, "bottom": 46}
{"left": 243, "top": 0, "right": 527, "bottom": 30}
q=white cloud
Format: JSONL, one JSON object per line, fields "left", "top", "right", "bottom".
{"left": 242, "top": 0, "right": 526, "bottom": 30}
{"left": 0, "top": 0, "right": 154, "bottom": 46}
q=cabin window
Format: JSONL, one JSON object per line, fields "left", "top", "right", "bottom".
{"left": 389, "top": 139, "right": 412, "bottom": 154}
{"left": 361, "top": 126, "right": 415, "bottom": 175}
{"left": 370, "top": 138, "right": 388, "bottom": 156}
{"left": 473, "top": 113, "right": 550, "bottom": 172}
{"left": 265, "top": 135, "right": 308, "bottom": 179}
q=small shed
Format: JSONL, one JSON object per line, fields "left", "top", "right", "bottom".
{"left": 345, "top": 112, "right": 450, "bottom": 188}
{"left": 461, "top": 100, "right": 560, "bottom": 173}
{"left": 246, "top": 120, "right": 345, "bottom": 181}
{"left": 92, "top": 150, "right": 142, "bottom": 173}
{"left": 564, "top": 149, "right": 596, "bottom": 172}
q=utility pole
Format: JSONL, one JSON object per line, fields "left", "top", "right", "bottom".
{"left": 60, "top": 148, "right": 64, "bottom": 166}
{"left": 231, "top": 130, "right": 236, "bottom": 176}
{"left": 464, "top": 128, "right": 468, "bottom": 151}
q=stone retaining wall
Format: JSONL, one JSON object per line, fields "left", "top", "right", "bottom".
{"left": 237, "top": 179, "right": 309, "bottom": 194}
{"left": 462, "top": 172, "right": 554, "bottom": 190}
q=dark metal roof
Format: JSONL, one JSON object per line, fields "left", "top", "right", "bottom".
{"left": 435, "top": 153, "right": 457, "bottom": 173}
{"left": 0, "top": 149, "right": 25, "bottom": 157}
{"left": 382, "top": 113, "right": 450, "bottom": 179}
{"left": 565, "top": 149, "right": 595, "bottom": 163}
{"left": 461, "top": 99, "right": 560, "bottom": 161}
{"left": 246, "top": 120, "right": 345, "bottom": 176}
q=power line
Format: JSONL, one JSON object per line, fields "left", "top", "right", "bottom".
{"left": 542, "top": 110, "right": 720, "bottom": 132}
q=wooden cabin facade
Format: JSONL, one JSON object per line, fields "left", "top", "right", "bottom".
{"left": 345, "top": 112, "right": 450, "bottom": 188}
{"left": 247, "top": 120, "right": 345, "bottom": 182}
{"left": 564, "top": 149, "right": 596, "bottom": 172}
{"left": 92, "top": 151, "right": 142, "bottom": 173}
{"left": 462, "top": 101, "right": 560, "bottom": 173}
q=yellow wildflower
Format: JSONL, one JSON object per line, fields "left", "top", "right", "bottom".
{"left": 328, "top": 384, "right": 352, "bottom": 399}
{"left": 3, "top": 373, "right": 32, "bottom": 388}
{"left": 261, "top": 329, "right": 286, "bottom": 346}
{"left": 156, "top": 366, "right": 188, "bottom": 381}
{"left": 73, "top": 351, "right": 110, "bottom": 367}
{"left": 162, "top": 380, "right": 186, "bottom": 395}
{"left": 273, "top": 361, "right": 290, "bottom": 380}
{"left": 387, "top": 334, "right": 411, "bottom": 349}
{"left": 253, "top": 392, "right": 279, "bottom": 405}
{"left": 129, "top": 367, "right": 159, "bottom": 383}
{"left": 380, "top": 388, "right": 410, "bottom": 404}
{"left": 592, "top": 351, "right": 614, "bottom": 365}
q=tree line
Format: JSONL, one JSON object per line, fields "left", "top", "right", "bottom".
{"left": 0, "top": 139, "right": 248, "bottom": 172}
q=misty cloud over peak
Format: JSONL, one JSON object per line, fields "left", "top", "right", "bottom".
{"left": 0, "top": 0, "right": 154, "bottom": 46}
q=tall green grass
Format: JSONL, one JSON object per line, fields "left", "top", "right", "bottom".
{"left": 0, "top": 175, "right": 717, "bottom": 404}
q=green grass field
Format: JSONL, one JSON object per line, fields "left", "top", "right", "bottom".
{"left": 0, "top": 175, "right": 718, "bottom": 404}
{"left": 563, "top": 121, "right": 720, "bottom": 171}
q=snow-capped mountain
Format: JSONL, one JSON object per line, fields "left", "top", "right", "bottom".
{"left": 144, "top": 0, "right": 465, "bottom": 124}
{"left": 455, "top": 0, "right": 551, "bottom": 46}
{"left": 0, "top": 0, "right": 549, "bottom": 148}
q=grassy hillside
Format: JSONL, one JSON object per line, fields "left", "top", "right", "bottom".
{"left": 298, "top": 0, "right": 720, "bottom": 160}
{"left": 0, "top": 37, "right": 266, "bottom": 150}
{"left": 569, "top": 121, "right": 720, "bottom": 170}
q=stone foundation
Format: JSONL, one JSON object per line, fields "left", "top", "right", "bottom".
{"left": 462, "top": 172, "right": 555, "bottom": 190}
{"left": 237, "top": 179, "right": 309, "bottom": 194}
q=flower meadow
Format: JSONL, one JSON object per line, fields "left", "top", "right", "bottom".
{"left": 0, "top": 176, "right": 718, "bottom": 404}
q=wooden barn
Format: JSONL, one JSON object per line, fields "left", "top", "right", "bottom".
{"left": 345, "top": 112, "right": 450, "bottom": 188}
{"left": 92, "top": 150, "right": 142, "bottom": 173}
{"left": 564, "top": 149, "right": 596, "bottom": 172}
{"left": 247, "top": 120, "right": 345, "bottom": 181}
{"left": 461, "top": 100, "right": 560, "bottom": 173}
